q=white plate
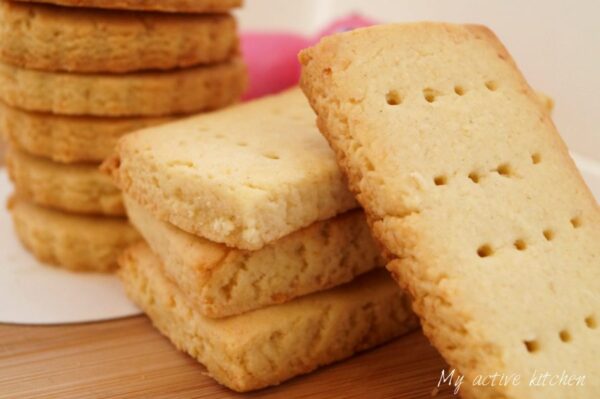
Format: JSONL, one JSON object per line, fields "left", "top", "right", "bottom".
{"left": 572, "top": 152, "right": 600, "bottom": 200}
{"left": 0, "top": 170, "right": 140, "bottom": 325}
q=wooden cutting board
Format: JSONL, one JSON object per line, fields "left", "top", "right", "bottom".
{"left": 0, "top": 316, "right": 457, "bottom": 398}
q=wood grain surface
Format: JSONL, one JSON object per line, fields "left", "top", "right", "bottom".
{"left": 0, "top": 316, "right": 456, "bottom": 398}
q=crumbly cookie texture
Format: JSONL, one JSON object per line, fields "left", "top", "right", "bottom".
{"left": 0, "top": 59, "right": 247, "bottom": 117}
{"left": 0, "top": 1, "right": 239, "bottom": 73}
{"left": 0, "top": 102, "right": 174, "bottom": 163}
{"left": 535, "top": 91, "right": 554, "bottom": 114}
{"left": 11, "top": 0, "right": 242, "bottom": 13}
{"left": 300, "top": 23, "right": 600, "bottom": 399}
{"left": 125, "top": 195, "right": 383, "bottom": 318}
{"left": 106, "top": 89, "right": 358, "bottom": 250}
{"left": 119, "top": 242, "right": 417, "bottom": 392}
{"left": 6, "top": 148, "right": 124, "bottom": 216}
{"left": 9, "top": 198, "right": 139, "bottom": 272}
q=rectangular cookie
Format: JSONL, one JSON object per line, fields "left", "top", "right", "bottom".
{"left": 300, "top": 23, "right": 600, "bottom": 399}
{"left": 118, "top": 242, "right": 417, "bottom": 392}
{"left": 106, "top": 88, "right": 358, "bottom": 250}
{"left": 124, "top": 194, "right": 382, "bottom": 318}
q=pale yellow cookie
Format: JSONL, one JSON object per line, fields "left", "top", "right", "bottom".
{"left": 0, "top": 102, "right": 174, "bottom": 163}
{"left": 9, "top": 198, "right": 139, "bottom": 272}
{"left": 0, "top": 59, "right": 247, "bottom": 116}
{"left": 11, "top": 0, "right": 242, "bottom": 13}
{"left": 301, "top": 23, "right": 600, "bottom": 399}
{"left": 0, "top": 1, "right": 239, "bottom": 73}
{"left": 106, "top": 88, "right": 358, "bottom": 250}
{"left": 536, "top": 91, "right": 554, "bottom": 114}
{"left": 118, "top": 242, "right": 417, "bottom": 392}
{"left": 125, "top": 194, "right": 382, "bottom": 318}
{"left": 7, "top": 148, "right": 123, "bottom": 216}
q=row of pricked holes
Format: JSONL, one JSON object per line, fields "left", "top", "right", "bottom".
{"left": 235, "top": 141, "right": 280, "bottom": 160}
{"left": 386, "top": 80, "right": 595, "bottom": 356}
{"left": 475, "top": 213, "right": 589, "bottom": 354}
{"left": 433, "top": 153, "right": 541, "bottom": 187}
{"left": 525, "top": 315, "right": 597, "bottom": 353}
{"left": 213, "top": 134, "right": 282, "bottom": 160}
{"left": 449, "top": 144, "right": 591, "bottom": 354}
{"left": 385, "top": 80, "right": 498, "bottom": 106}
{"left": 476, "top": 215, "right": 583, "bottom": 258}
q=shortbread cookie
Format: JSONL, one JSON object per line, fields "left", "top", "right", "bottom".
{"left": 7, "top": 148, "right": 124, "bottom": 215}
{"left": 125, "top": 195, "right": 382, "bottom": 318}
{"left": 119, "top": 242, "right": 417, "bottom": 392}
{"left": 535, "top": 91, "right": 554, "bottom": 114}
{"left": 0, "top": 139, "right": 5, "bottom": 165}
{"left": 0, "top": 1, "right": 238, "bottom": 73}
{"left": 12, "top": 0, "right": 241, "bottom": 13}
{"left": 0, "top": 59, "right": 247, "bottom": 116}
{"left": 107, "top": 89, "right": 358, "bottom": 250}
{"left": 300, "top": 23, "right": 600, "bottom": 399}
{"left": 0, "top": 102, "right": 173, "bottom": 163}
{"left": 9, "top": 198, "right": 139, "bottom": 272}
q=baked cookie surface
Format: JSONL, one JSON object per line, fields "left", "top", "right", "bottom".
{"left": 0, "top": 1, "right": 238, "bottom": 73}
{"left": 119, "top": 242, "right": 417, "bottom": 392}
{"left": 0, "top": 59, "right": 247, "bottom": 116}
{"left": 11, "top": 0, "right": 242, "bottom": 13}
{"left": 0, "top": 102, "right": 173, "bottom": 163}
{"left": 301, "top": 23, "right": 600, "bottom": 399}
{"left": 107, "top": 89, "right": 358, "bottom": 250}
{"left": 9, "top": 198, "right": 139, "bottom": 272}
{"left": 125, "top": 195, "right": 382, "bottom": 318}
{"left": 7, "top": 148, "right": 124, "bottom": 216}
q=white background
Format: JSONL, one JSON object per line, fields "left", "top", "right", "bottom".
{"left": 237, "top": 0, "right": 600, "bottom": 162}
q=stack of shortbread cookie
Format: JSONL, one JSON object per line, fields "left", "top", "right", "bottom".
{"left": 0, "top": 0, "right": 247, "bottom": 271}
{"left": 106, "top": 89, "right": 418, "bottom": 391}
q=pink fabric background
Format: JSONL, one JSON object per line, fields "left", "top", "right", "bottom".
{"left": 241, "top": 15, "right": 376, "bottom": 100}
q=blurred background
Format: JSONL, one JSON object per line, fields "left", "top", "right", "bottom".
{"left": 238, "top": 0, "right": 600, "bottom": 162}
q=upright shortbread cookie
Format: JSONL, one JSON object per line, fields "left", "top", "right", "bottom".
{"left": 0, "top": 1, "right": 239, "bottom": 73}
{"left": 0, "top": 59, "right": 246, "bottom": 116}
{"left": 107, "top": 89, "right": 358, "bottom": 250}
{"left": 119, "top": 242, "right": 417, "bottom": 392}
{"left": 11, "top": 0, "right": 241, "bottom": 13}
{"left": 0, "top": 102, "right": 173, "bottom": 163}
{"left": 125, "top": 195, "right": 382, "bottom": 318}
{"left": 7, "top": 148, "right": 124, "bottom": 216}
{"left": 9, "top": 198, "right": 139, "bottom": 272}
{"left": 301, "top": 24, "right": 600, "bottom": 398}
